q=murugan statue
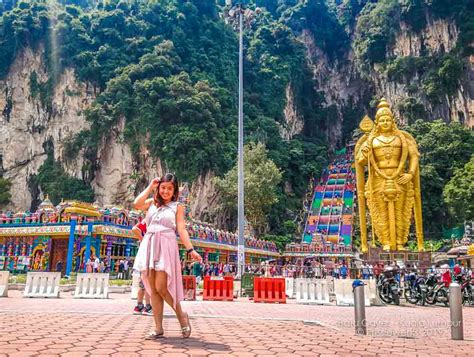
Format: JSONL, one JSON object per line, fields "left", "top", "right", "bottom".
{"left": 355, "top": 98, "right": 424, "bottom": 252}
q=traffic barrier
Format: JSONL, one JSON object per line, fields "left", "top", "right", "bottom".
{"left": 23, "top": 272, "right": 60, "bottom": 298}
{"left": 203, "top": 276, "right": 234, "bottom": 301}
{"left": 334, "top": 279, "right": 370, "bottom": 306}
{"left": 183, "top": 275, "right": 196, "bottom": 301}
{"left": 365, "top": 279, "right": 383, "bottom": 306}
{"left": 295, "top": 278, "right": 330, "bottom": 304}
{"left": 74, "top": 273, "right": 109, "bottom": 299}
{"left": 253, "top": 277, "right": 286, "bottom": 303}
{"left": 131, "top": 273, "right": 140, "bottom": 300}
{"left": 0, "top": 271, "right": 9, "bottom": 297}
{"left": 241, "top": 273, "right": 256, "bottom": 298}
{"left": 285, "top": 278, "right": 296, "bottom": 298}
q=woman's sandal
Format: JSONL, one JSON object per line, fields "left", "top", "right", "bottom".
{"left": 145, "top": 330, "right": 165, "bottom": 340}
{"left": 181, "top": 313, "right": 191, "bottom": 339}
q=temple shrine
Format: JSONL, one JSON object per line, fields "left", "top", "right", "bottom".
{"left": 0, "top": 192, "right": 279, "bottom": 275}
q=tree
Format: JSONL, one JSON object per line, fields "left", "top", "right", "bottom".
{"left": 34, "top": 154, "right": 95, "bottom": 205}
{"left": 0, "top": 178, "right": 12, "bottom": 207}
{"left": 214, "top": 142, "right": 282, "bottom": 235}
{"left": 443, "top": 155, "right": 474, "bottom": 223}
{"left": 405, "top": 119, "right": 474, "bottom": 237}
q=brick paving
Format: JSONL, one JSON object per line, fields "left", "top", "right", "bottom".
{"left": 0, "top": 290, "right": 473, "bottom": 356}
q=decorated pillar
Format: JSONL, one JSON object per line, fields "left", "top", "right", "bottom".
{"left": 84, "top": 221, "right": 93, "bottom": 272}
{"left": 106, "top": 236, "right": 113, "bottom": 266}
{"left": 125, "top": 239, "right": 131, "bottom": 257}
{"left": 65, "top": 215, "right": 77, "bottom": 276}
{"left": 13, "top": 238, "right": 20, "bottom": 256}
{"left": 27, "top": 237, "right": 33, "bottom": 256}
{"left": 74, "top": 236, "right": 81, "bottom": 271}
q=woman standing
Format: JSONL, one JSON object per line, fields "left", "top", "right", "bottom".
{"left": 133, "top": 173, "right": 202, "bottom": 339}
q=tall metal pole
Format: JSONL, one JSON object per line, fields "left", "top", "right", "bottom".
{"left": 237, "top": 6, "right": 245, "bottom": 279}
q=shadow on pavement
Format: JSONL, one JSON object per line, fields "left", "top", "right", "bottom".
{"left": 156, "top": 337, "right": 231, "bottom": 351}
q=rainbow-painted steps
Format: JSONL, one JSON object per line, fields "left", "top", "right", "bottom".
{"left": 302, "top": 153, "right": 354, "bottom": 250}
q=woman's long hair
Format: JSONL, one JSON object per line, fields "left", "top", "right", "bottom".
{"left": 153, "top": 173, "right": 179, "bottom": 207}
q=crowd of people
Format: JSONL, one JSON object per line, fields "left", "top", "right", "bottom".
{"left": 186, "top": 222, "right": 277, "bottom": 252}
{"left": 75, "top": 256, "right": 133, "bottom": 279}
{"left": 285, "top": 242, "right": 351, "bottom": 253}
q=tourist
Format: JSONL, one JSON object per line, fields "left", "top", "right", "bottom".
{"left": 93, "top": 256, "right": 100, "bottom": 273}
{"left": 131, "top": 220, "right": 154, "bottom": 317}
{"left": 192, "top": 260, "right": 203, "bottom": 284}
{"left": 123, "top": 259, "right": 129, "bottom": 278}
{"left": 340, "top": 263, "right": 348, "bottom": 279}
{"left": 133, "top": 174, "right": 202, "bottom": 339}
{"left": 118, "top": 259, "right": 125, "bottom": 279}
{"left": 134, "top": 277, "right": 153, "bottom": 316}
{"left": 361, "top": 263, "right": 370, "bottom": 280}
{"left": 55, "top": 259, "right": 63, "bottom": 273}
{"left": 85, "top": 258, "right": 93, "bottom": 273}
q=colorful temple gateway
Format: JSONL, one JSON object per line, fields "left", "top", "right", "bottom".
{"left": 0, "top": 196, "right": 278, "bottom": 275}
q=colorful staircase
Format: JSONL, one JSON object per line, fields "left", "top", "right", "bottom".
{"left": 302, "top": 151, "right": 355, "bottom": 250}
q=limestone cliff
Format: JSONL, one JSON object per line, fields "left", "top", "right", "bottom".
{"left": 375, "top": 18, "right": 471, "bottom": 126}
{"left": 0, "top": 47, "right": 93, "bottom": 211}
{"left": 301, "top": 16, "right": 472, "bottom": 137}
{"left": 0, "top": 7, "right": 471, "bottom": 226}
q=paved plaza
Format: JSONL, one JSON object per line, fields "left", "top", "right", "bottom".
{"left": 0, "top": 290, "right": 473, "bottom": 356}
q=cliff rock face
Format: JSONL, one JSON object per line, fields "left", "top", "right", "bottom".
{"left": 0, "top": 48, "right": 93, "bottom": 211}
{"left": 302, "top": 18, "right": 472, "bottom": 132}
{"left": 92, "top": 129, "right": 167, "bottom": 208}
{"left": 188, "top": 170, "right": 231, "bottom": 228}
{"left": 390, "top": 18, "right": 458, "bottom": 57}
{"left": 301, "top": 29, "right": 371, "bottom": 146}
{"left": 376, "top": 18, "right": 471, "bottom": 126}
{"left": 279, "top": 84, "right": 304, "bottom": 141}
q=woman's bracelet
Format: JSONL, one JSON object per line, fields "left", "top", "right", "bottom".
{"left": 186, "top": 248, "right": 195, "bottom": 254}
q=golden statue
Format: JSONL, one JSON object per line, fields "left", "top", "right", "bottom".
{"left": 355, "top": 98, "right": 424, "bottom": 252}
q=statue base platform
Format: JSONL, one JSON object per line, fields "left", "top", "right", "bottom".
{"left": 363, "top": 247, "right": 431, "bottom": 270}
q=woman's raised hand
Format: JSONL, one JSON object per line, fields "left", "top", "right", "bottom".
{"left": 150, "top": 177, "right": 161, "bottom": 190}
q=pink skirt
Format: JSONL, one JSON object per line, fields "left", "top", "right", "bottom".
{"left": 133, "top": 229, "right": 184, "bottom": 309}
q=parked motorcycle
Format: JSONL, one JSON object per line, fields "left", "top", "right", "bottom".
{"left": 456, "top": 272, "right": 474, "bottom": 306}
{"left": 377, "top": 266, "right": 401, "bottom": 305}
{"left": 404, "top": 272, "right": 427, "bottom": 306}
{"left": 425, "top": 273, "right": 449, "bottom": 306}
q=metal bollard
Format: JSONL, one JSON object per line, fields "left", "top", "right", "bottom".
{"left": 449, "top": 282, "right": 463, "bottom": 340}
{"left": 353, "top": 280, "right": 367, "bottom": 335}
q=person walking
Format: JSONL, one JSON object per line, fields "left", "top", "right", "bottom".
{"left": 133, "top": 174, "right": 202, "bottom": 339}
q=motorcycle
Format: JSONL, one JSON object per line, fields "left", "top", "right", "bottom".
{"left": 377, "top": 266, "right": 401, "bottom": 305}
{"left": 457, "top": 272, "right": 474, "bottom": 306}
{"left": 404, "top": 272, "right": 427, "bottom": 306}
{"left": 425, "top": 273, "right": 449, "bottom": 306}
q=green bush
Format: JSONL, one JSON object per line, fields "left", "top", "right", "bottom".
{"left": 385, "top": 56, "right": 428, "bottom": 82}
{"left": 32, "top": 153, "right": 95, "bottom": 205}
{"left": 0, "top": 177, "right": 12, "bottom": 207}
{"left": 8, "top": 274, "right": 27, "bottom": 284}
{"left": 109, "top": 279, "right": 132, "bottom": 287}
{"left": 422, "top": 54, "right": 464, "bottom": 103}
{"left": 354, "top": 0, "right": 400, "bottom": 72}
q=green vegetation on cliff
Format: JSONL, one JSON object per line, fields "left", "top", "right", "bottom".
{"left": 0, "top": 178, "right": 12, "bottom": 207}
{"left": 32, "top": 153, "right": 95, "bottom": 205}
{"left": 0, "top": 1, "right": 329, "bottom": 238}
{"left": 444, "top": 156, "right": 474, "bottom": 224}
{"left": 405, "top": 120, "right": 474, "bottom": 239}
{"left": 0, "top": 0, "right": 471, "bottom": 243}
